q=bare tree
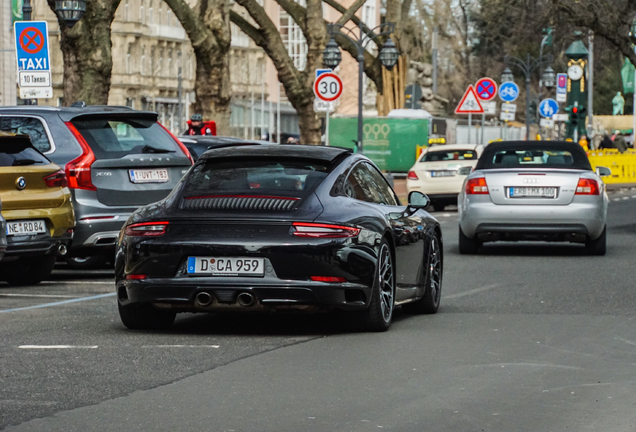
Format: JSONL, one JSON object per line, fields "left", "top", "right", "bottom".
{"left": 46, "top": 0, "right": 122, "bottom": 105}
{"left": 552, "top": 0, "right": 636, "bottom": 67}
{"left": 164, "top": 0, "right": 232, "bottom": 135}
{"left": 230, "top": 0, "right": 330, "bottom": 144}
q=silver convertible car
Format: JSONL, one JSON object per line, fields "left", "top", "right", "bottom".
{"left": 458, "top": 141, "right": 610, "bottom": 255}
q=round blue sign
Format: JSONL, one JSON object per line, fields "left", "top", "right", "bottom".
{"left": 499, "top": 82, "right": 520, "bottom": 103}
{"left": 539, "top": 98, "right": 559, "bottom": 118}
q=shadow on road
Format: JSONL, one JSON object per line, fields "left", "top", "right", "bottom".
{"left": 448, "top": 242, "right": 590, "bottom": 257}
{"left": 116, "top": 308, "right": 412, "bottom": 337}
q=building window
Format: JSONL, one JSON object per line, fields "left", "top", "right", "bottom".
{"left": 362, "top": 0, "right": 376, "bottom": 29}
{"left": 126, "top": 45, "right": 132, "bottom": 74}
{"left": 279, "top": 4, "right": 307, "bottom": 71}
{"left": 126, "top": 98, "right": 135, "bottom": 109}
{"left": 231, "top": 22, "right": 250, "bottom": 48}
{"left": 168, "top": 49, "right": 173, "bottom": 77}
{"left": 140, "top": 0, "right": 145, "bottom": 23}
{"left": 141, "top": 46, "right": 146, "bottom": 75}
{"left": 159, "top": 48, "right": 164, "bottom": 76}
{"left": 148, "top": 0, "right": 153, "bottom": 23}
{"left": 189, "top": 54, "right": 194, "bottom": 79}
{"left": 158, "top": 2, "right": 162, "bottom": 25}
{"left": 151, "top": 47, "right": 156, "bottom": 76}
{"left": 167, "top": 9, "right": 172, "bottom": 26}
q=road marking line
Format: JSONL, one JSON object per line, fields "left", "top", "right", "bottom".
{"left": 19, "top": 345, "right": 98, "bottom": 349}
{"left": 42, "top": 281, "right": 112, "bottom": 285}
{"left": 0, "top": 293, "right": 78, "bottom": 299}
{"left": 623, "top": 196, "right": 630, "bottom": 200}
{"left": 444, "top": 283, "right": 503, "bottom": 299}
{"left": 0, "top": 293, "right": 116, "bottom": 313}
{"left": 613, "top": 198, "right": 621, "bottom": 201}
{"left": 141, "top": 345, "right": 220, "bottom": 348}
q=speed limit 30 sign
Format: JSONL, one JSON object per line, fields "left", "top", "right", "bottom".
{"left": 314, "top": 72, "right": 343, "bottom": 102}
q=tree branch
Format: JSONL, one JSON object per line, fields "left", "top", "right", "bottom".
{"left": 229, "top": 10, "right": 266, "bottom": 46}
{"left": 164, "top": 0, "right": 217, "bottom": 50}
{"left": 276, "top": 0, "right": 307, "bottom": 34}
{"left": 336, "top": 0, "right": 367, "bottom": 26}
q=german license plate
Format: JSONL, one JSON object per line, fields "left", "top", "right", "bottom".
{"left": 509, "top": 187, "right": 557, "bottom": 198}
{"left": 431, "top": 170, "right": 456, "bottom": 177}
{"left": 6, "top": 220, "right": 46, "bottom": 236}
{"left": 129, "top": 169, "right": 169, "bottom": 183}
{"left": 187, "top": 257, "right": 265, "bottom": 276}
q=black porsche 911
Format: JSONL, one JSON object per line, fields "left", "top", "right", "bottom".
{"left": 115, "top": 145, "right": 443, "bottom": 332}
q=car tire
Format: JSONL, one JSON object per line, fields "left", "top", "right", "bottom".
{"left": 403, "top": 232, "right": 443, "bottom": 314}
{"left": 64, "top": 256, "right": 109, "bottom": 270}
{"left": 459, "top": 227, "right": 480, "bottom": 255}
{"left": 355, "top": 239, "right": 395, "bottom": 332}
{"left": 118, "top": 302, "right": 176, "bottom": 330}
{"left": 1, "top": 255, "right": 57, "bottom": 286}
{"left": 585, "top": 227, "right": 606, "bottom": 256}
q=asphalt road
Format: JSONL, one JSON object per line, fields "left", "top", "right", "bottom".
{"left": 1, "top": 192, "right": 636, "bottom": 431}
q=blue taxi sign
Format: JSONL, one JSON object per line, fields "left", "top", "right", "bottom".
{"left": 14, "top": 21, "right": 51, "bottom": 72}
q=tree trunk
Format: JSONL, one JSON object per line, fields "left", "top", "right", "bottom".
{"left": 164, "top": 0, "right": 232, "bottom": 135}
{"left": 47, "top": 0, "right": 120, "bottom": 105}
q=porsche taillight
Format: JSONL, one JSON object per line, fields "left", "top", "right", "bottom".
{"left": 575, "top": 178, "right": 600, "bottom": 195}
{"left": 124, "top": 221, "right": 170, "bottom": 237}
{"left": 64, "top": 122, "right": 96, "bottom": 191}
{"left": 292, "top": 222, "right": 360, "bottom": 238}
{"left": 465, "top": 177, "right": 489, "bottom": 194}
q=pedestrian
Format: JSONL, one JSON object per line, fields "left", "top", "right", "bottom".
{"left": 185, "top": 114, "right": 213, "bottom": 136}
{"left": 613, "top": 130, "right": 628, "bottom": 153}
{"left": 599, "top": 134, "right": 613, "bottom": 150}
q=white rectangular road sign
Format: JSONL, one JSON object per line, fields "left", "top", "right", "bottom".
{"left": 314, "top": 99, "right": 335, "bottom": 113}
{"left": 482, "top": 101, "right": 497, "bottom": 115}
{"left": 500, "top": 112, "right": 515, "bottom": 121}
{"left": 501, "top": 103, "right": 517, "bottom": 113}
{"left": 540, "top": 118, "right": 555, "bottom": 128}
{"left": 19, "top": 87, "right": 52, "bottom": 99}
{"left": 553, "top": 114, "right": 569, "bottom": 121}
{"left": 19, "top": 71, "right": 50, "bottom": 87}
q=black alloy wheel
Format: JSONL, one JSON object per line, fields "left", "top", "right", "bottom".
{"left": 356, "top": 239, "right": 395, "bottom": 332}
{"left": 403, "top": 233, "right": 443, "bottom": 314}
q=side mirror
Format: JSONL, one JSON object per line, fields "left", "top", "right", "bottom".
{"left": 595, "top": 166, "right": 611, "bottom": 177}
{"left": 408, "top": 191, "right": 430, "bottom": 209}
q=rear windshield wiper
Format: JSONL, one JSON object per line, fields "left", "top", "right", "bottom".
{"left": 141, "top": 145, "right": 175, "bottom": 154}
{"left": 12, "top": 159, "right": 44, "bottom": 166}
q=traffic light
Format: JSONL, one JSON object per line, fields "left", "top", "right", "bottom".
{"left": 570, "top": 105, "right": 579, "bottom": 129}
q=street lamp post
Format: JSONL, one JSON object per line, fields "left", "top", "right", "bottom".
{"left": 504, "top": 54, "right": 552, "bottom": 140}
{"left": 324, "top": 22, "right": 399, "bottom": 153}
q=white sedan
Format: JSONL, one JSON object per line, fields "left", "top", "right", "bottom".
{"left": 406, "top": 144, "right": 484, "bottom": 211}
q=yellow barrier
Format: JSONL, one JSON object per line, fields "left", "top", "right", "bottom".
{"left": 587, "top": 149, "right": 636, "bottom": 185}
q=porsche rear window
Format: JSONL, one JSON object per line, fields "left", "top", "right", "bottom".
{"left": 183, "top": 159, "right": 329, "bottom": 199}
{"left": 422, "top": 150, "right": 477, "bottom": 161}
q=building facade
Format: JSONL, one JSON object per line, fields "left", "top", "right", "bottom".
{"left": 2, "top": 0, "right": 379, "bottom": 138}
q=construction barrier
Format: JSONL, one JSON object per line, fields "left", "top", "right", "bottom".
{"left": 587, "top": 149, "right": 636, "bottom": 185}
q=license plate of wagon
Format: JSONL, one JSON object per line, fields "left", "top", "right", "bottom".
{"left": 187, "top": 257, "right": 265, "bottom": 276}
{"left": 508, "top": 187, "right": 557, "bottom": 198}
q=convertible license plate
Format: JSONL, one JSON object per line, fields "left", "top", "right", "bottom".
{"left": 187, "top": 257, "right": 265, "bottom": 276}
{"left": 431, "top": 170, "right": 456, "bottom": 177}
{"left": 129, "top": 169, "right": 169, "bottom": 183}
{"left": 509, "top": 187, "right": 557, "bottom": 198}
{"left": 6, "top": 220, "right": 46, "bottom": 236}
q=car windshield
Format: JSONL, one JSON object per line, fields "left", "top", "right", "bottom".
{"left": 183, "top": 158, "right": 330, "bottom": 199}
{"left": 0, "top": 136, "right": 50, "bottom": 166}
{"left": 422, "top": 150, "right": 477, "bottom": 162}
{"left": 475, "top": 142, "right": 592, "bottom": 170}
{"left": 71, "top": 118, "right": 180, "bottom": 159}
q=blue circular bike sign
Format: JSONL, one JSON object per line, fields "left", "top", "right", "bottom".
{"left": 499, "top": 82, "right": 520, "bottom": 103}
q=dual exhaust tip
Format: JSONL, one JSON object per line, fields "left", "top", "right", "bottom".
{"left": 195, "top": 291, "right": 256, "bottom": 307}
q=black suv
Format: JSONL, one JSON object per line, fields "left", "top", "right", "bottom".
{"left": 0, "top": 105, "right": 193, "bottom": 267}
